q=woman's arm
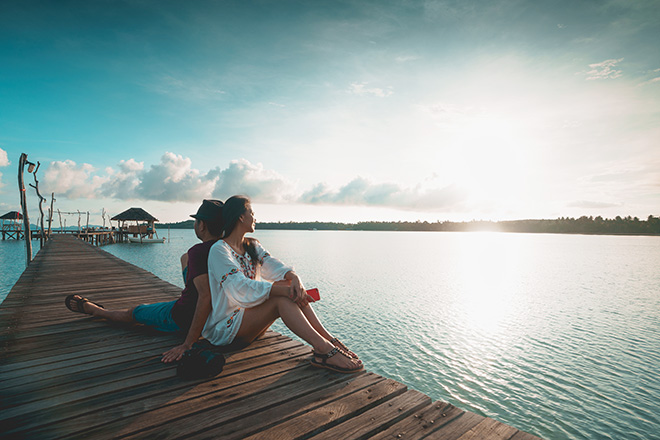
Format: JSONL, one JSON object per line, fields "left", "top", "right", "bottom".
{"left": 278, "top": 271, "right": 313, "bottom": 305}
{"left": 161, "top": 274, "right": 212, "bottom": 363}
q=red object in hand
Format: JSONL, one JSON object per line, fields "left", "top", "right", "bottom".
{"left": 306, "top": 288, "right": 320, "bottom": 302}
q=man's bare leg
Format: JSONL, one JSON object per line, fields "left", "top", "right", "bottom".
{"left": 70, "top": 295, "right": 135, "bottom": 323}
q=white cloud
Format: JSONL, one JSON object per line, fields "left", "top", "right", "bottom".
{"left": 0, "top": 148, "right": 8, "bottom": 190}
{"left": 133, "top": 152, "right": 216, "bottom": 202}
{"left": 348, "top": 82, "right": 393, "bottom": 97}
{"left": 147, "top": 74, "right": 226, "bottom": 101}
{"left": 0, "top": 148, "right": 9, "bottom": 167}
{"left": 584, "top": 58, "right": 624, "bottom": 80}
{"left": 298, "top": 177, "right": 467, "bottom": 211}
{"left": 395, "top": 55, "right": 419, "bottom": 63}
{"left": 211, "top": 159, "right": 294, "bottom": 203}
{"left": 118, "top": 158, "right": 144, "bottom": 172}
{"left": 44, "top": 160, "right": 107, "bottom": 199}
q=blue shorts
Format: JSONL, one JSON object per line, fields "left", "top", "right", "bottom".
{"left": 132, "top": 300, "right": 181, "bottom": 332}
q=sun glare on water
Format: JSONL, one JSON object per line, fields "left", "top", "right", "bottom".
{"left": 453, "top": 232, "right": 522, "bottom": 336}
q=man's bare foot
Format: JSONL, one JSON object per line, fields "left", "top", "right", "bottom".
{"left": 65, "top": 294, "right": 104, "bottom": 315}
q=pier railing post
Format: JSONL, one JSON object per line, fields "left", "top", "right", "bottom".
{"left": 18, "top": 153, "right": 33, "bottom": 267}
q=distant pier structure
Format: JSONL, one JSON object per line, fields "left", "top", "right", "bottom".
{"left": 1, "top": 211, "right": 24, "bottom": 240}
{"left": 111, "top": 207, "right": 164, "bottom": 243}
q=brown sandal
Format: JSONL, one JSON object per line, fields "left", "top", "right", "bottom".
{"left": 310, "top": 347, "right": 363, "bottom": 374}
{"left": 330, "top": 337, "right": 359, "bottom": 359}
{"left": 65, "top": 294, "right": 104, "bottom": 315}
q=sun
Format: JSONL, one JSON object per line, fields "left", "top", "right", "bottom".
{"left": 445, "top": 113, "right": 537, "bottom": 213}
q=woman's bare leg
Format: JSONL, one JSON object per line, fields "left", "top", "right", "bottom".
{"left": 272, "top": 280, "right": 334, "bottom": 340}
{"left": 299, "top": 303, "right": 333, "bottom": 340}
{"left": 236, "top": 297, "right": 360, "bottom": 370}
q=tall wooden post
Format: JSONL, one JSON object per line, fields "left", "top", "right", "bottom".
{"left": 29, "top": 161, "right": 46, "bottom": 246}
{"left": 48, "top": 193, "right": 55, "bottom": 236}
{"left": 18, "top": 153, "right": 32, "bottom": 267}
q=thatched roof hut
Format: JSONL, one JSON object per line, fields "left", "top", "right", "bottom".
{"left": 0, "top": 211, "right": 23, "bottom": 220}
{"left": 111, "top": 208, "right": 158, "bottom": 222}
{"left": 111, "top": 208, "right": 161, "bottom": 239}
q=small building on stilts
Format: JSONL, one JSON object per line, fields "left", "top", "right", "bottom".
{"left": 1, "top": 211, "right": 24, "bottom": 240}
{"left": 111, "top": 207, "right": 165, "bottom": 243}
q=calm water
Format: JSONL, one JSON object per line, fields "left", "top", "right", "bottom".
{"left": 2, "top": 230, "right": 659, "bottom": 439}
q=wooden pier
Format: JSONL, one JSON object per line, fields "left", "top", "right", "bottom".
{"left": 0, "top": 235, "right": 542, "bottom": 439}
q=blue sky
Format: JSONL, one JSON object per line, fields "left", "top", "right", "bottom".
{"left": 1, "top": 0, "right": 659, "bottom": 224}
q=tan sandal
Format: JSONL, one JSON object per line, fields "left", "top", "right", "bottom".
{"left": 310, "top": 347, "right": 363, "bottom": 374}
{"left": 330, "top": 337, "right": 359, "bottom": 359}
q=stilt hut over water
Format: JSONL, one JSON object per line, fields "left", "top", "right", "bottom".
{"left": 111, "top": 207, "right": 163, "bottom": 243}
{"left": 1, "top": 211, "right": 23, "bottom": 240}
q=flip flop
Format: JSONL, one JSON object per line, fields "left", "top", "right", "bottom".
{"left": 65, "top": 294, "right": 104, "bottom": 315}
{"left": 310, "top": 347, "right": 363, "bottom": 374}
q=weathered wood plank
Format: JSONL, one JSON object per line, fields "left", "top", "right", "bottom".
{"left": 309, "top": 390, "right": 432, "bottom": 440}
{"left": 369, "top": 401, "right": 465, "bottom": 440}
{"left": 208, "top": 372, "right": 388, "bottom": 440}
{"left": 4, "top": 343, "right": 310, "bottom": 438}
{"left": 240, "top": 378, "right": 410, "bottom": 440}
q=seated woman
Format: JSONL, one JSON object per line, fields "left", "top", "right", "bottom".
{"left": 203, "top": 195, "right": 362, "bottom": 373}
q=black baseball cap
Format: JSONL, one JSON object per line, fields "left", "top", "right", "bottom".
{"left": 190, "top": 199, "right": 224, "bottom": 221}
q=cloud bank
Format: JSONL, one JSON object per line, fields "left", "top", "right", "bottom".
{"left": 41, "top": 152, "right": 468, "bottom": 212}
{"left": 299, "top": 177, "right": 466, "bottom": 210}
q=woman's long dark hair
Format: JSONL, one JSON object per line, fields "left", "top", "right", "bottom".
{"left": 222, "top": 195, "right": 259, "bottom": 264}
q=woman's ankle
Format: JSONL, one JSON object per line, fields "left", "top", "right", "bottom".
{"left": 313, "top": 339, "right": 334, "bottom": 354}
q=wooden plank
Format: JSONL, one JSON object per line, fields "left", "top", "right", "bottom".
{"left": 454, "top": 418, "right": 519, "bottom": 440}
{"left": 308, "top": 390, "right": 432, "bottom": 440}
{"left": 424, "top": 411, "right": 487, "bottom": 440}
{"left": 1, "top": 343, "right": 311, "bottom": 422}
{"left": 239, "top": 378, "right": 410, "bottom": 440}
{"left": 5, "top": 346, "right": 310, "bottom": 438}
{"left": 206, "top": 372, "right": 388, "bottom": 440}
{"left": 369, "top": 401, "right": 465, "bottom": 440}
{"left": 76, "top": 365, "right": 352, "bottom": 439}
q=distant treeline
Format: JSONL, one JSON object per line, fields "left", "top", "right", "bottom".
{"left": 158, "top": 215, "right": 660, "bottom": 235}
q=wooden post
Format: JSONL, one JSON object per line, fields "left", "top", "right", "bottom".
{"left": 48, "top": 193, "right": 55, "bottom": 237}
{"left": 28, "top": 161, "right": 47, "bottom": 246}
{"left": 18, "top": 153, "right": 33, "bottom": 267}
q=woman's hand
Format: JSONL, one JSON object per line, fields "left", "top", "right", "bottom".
{"left": 161, "top": 342, "right": 192, "bottom": 363}
{"left": 287, "top": 273, "right": 310, "bottom": 305}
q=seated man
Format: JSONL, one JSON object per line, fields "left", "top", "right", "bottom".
{"left": 65, "top": 199, "right": 224, "bottom": 363}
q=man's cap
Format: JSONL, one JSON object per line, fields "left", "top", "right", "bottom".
{"left": 190, "top": 199, "right": 224, "bottom": 221}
